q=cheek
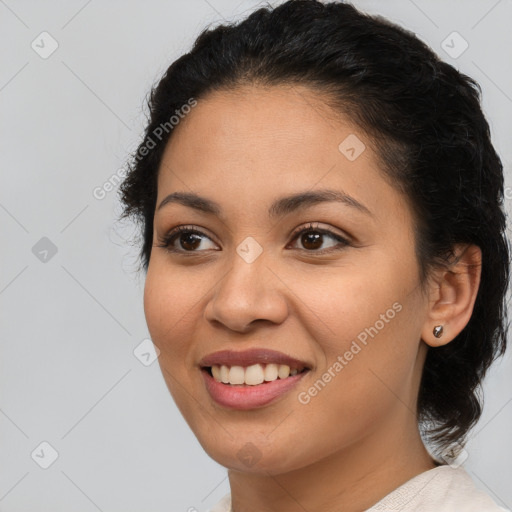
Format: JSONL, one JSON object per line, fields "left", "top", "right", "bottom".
{"left": 282, "top": 256, "right": 413, "bottom": 356}
{"left": 143, "top": 259, "right": 202, "bottom": 359}
{"left": 143, "top": 260, "right": 207, "bottom": 420}
{"left": 287, "top": 253, "right": 422, "bottom": 411}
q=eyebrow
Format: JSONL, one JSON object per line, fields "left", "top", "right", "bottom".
{"left": 156, "top": 189, "right": 373, "bottom": 219}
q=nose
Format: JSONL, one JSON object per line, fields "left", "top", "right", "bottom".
{"left": 203, "top": 250, "right": 289, "bottom": 333}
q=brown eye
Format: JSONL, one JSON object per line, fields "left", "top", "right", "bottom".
{"left": 300, "top": 231, "right": 323, "bottom": 250}
{"left": 157, "top": 226, "right": 218, "bottom": 253}
{"left": 157, "top": 223, "right": 350, "bottom": 255}
{"left": 289, "top": 223, "right": 351, "bottom": 253}
{"left": 178, "top": 232, "right": 203, "bottom": 251}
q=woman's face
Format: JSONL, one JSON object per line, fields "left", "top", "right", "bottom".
{"left": 144, "top": 85, "right": 431, "bottom": 474}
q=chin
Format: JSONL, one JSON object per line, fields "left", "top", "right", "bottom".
{"left": 201, "top": 437, "right": 310, "bottom": 475}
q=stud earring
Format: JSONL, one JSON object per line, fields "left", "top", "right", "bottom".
{"left": 433, "top": 325, "right": 444, "bottom": 338}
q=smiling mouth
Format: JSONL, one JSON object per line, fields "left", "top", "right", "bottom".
{"left": 202, "top": 363, "right": 309, "bottom": 386}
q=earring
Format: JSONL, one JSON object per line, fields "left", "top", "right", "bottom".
{"left": 433, "top": 325, "right": 444, "bottom": 338}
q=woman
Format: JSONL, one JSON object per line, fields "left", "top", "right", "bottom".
{"left": 119, "top": 1, "right": 510, "bottom": 510}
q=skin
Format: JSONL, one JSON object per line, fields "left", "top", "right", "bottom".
{"left": 143, "top": 84, "right": 482, "bottom": 512}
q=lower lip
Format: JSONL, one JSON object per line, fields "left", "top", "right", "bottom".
{"left": 201, "top": 368, "right": 309, "bottom": 410}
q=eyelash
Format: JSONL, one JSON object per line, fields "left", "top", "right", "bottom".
{"left": 156, "top": 222, "right": 351, "bottom": 255}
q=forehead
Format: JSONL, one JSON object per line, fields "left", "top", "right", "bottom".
{"left": 156, "top": 85, "right": 410, "bottom": 225}
{"left": 162, "top": 84, "right": 352, "bottom": 165}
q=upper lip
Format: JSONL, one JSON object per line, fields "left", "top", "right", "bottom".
{"left": 199, "top": 348, "right": 311, "bottom": 370}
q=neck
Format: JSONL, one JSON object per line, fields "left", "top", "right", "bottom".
{"left": 227, "top": 414, "right": 437, "bottom": 512}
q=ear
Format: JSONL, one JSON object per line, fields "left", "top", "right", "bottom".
{"left": 421, "top": 244, "right": 482, "bottom": 347}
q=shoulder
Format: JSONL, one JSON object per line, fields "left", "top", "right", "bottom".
{"left": 367, "top": 465, "right": 509, "bottom": 512}
{"left": 207, "top": 492, "right": 231, "bottom": 512}
{"left": 206, "top": 466, "right": 509, "bottom": 512}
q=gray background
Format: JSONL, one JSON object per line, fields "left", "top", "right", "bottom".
{"left": 1, "top": 0, "right": 511, "bottom": 510}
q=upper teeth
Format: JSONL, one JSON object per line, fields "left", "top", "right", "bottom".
{"left": 211, "top": 363, "right": 300, "bottom": 385}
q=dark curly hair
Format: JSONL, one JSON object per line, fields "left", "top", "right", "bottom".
{"left": 119, "top": 0, "right": 510, "bottom": 456}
